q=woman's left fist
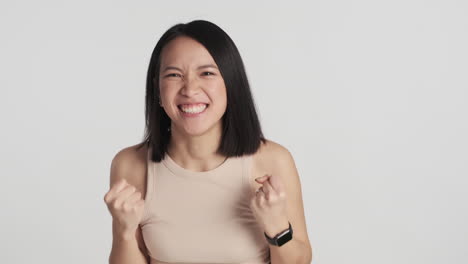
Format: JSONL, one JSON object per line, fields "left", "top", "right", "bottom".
{"left": 250, "top": 173, "right": 289, "bottom": 237}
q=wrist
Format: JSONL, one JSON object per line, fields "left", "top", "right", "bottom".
{"left": 112, "top": 221, "right": 135, "bottom": 241}
{"left": 264, "top": 219, "right": 290, "bottom": 238}
{"left": 113, "top": 230, "right": 136, "bottom": 242}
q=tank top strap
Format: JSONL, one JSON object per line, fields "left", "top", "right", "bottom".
{"left": 242, "top": 153, "right": 255, "bottom": 198}
{"left": 140, "top": 146, "right": 155, "bottom": 225}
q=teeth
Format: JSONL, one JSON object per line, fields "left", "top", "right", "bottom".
{"left": 179, "top": 104, "right": 207, "bottom": 114}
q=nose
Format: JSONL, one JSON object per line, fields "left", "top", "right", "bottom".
{"left": 180, "top": 73, "right": 201, "bottom": 97}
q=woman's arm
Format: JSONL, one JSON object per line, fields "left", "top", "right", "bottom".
{"left": 107, "top": 148, "right": 150, "bottom": 264}
{"left": 109, "top": 224, "right": 149, "bottom": 264}
{"left": 260, "top": 140, "right": 313, "bottom": 264}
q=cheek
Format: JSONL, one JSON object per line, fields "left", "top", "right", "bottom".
{"left": 206, "top": 83, "right": 227, "bottom": 103}
{"left": 159, "top": 85, "right": 174, "bottom": 100}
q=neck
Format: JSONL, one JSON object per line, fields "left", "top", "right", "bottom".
{"left": 167, "top": 122, "right": 227, "bottom": 172}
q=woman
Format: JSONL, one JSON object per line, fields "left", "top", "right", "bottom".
{"left": 104, "top": 20, "right": 312, "bottom": 264}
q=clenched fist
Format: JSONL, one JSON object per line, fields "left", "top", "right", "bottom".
{"left": 104, "top": 178, "right": 145, "bottom": 238}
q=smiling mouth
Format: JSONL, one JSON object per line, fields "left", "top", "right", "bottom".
{"left": 177, "top": 103, "right": 209, "bottom": 114}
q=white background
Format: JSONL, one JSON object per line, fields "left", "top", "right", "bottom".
{"left": 1, "top": 1, "right": 467, "bottom": 263}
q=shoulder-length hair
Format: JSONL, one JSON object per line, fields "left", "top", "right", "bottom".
{"left": 137, "top": 20, "right": 266, "bottom": 162}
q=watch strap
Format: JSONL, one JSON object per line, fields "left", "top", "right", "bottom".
{"left": 264, "top": 222, "right": 293, "bottom": 246}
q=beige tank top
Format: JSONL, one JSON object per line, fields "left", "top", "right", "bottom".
{"left": 139, "top": 147, "right": 271, "bottom": 264}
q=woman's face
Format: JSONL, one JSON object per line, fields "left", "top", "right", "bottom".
{"left": 158, "top": 36, "right": 227, "bottom": 136}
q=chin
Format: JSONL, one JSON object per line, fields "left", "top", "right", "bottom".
{"left": 179, "top": 125, "right": 209, "bottom": 137}
{"left": 182, "top": 122, "right": 222, "bottom": 137}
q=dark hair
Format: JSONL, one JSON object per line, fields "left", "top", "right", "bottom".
{"left": 136, "top": 20, "right": 266, "bottom": 162}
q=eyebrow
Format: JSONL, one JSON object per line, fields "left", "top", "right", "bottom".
{"left": 162, "top": 64, "right": 218, "bottom": 72}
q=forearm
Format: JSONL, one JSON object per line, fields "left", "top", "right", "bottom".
{"left": 263, "top": 218, "right": 311, "bottom": 264}
{"left": 109, "top": 230, "right": 148, "bottom": 264}
{"left": 269, "top": 237, "right": 310, "bottom": 264}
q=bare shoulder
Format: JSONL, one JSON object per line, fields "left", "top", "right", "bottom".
{"left": 109, "top": 143, "right": 148, "bottom": 198}
{"left": 255, "top": 138, "right": 291, "bottom": 160}
{"left": 252, "top": 138, "right": 293, "bottom": 173}
{"left": 250, "top": 139, "right": 293, "bottom": 192}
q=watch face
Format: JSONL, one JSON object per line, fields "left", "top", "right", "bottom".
{"left": 276, "top": 230, "right": 293, "bottom": 246}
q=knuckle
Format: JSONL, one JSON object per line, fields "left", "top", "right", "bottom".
{"left": 122, "top": 203, "right": 132, "bottom": 213}
{"left": 111, "top": 200, "right": 120, "bottom": 209}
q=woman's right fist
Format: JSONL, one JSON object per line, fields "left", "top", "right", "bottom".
{"left": 104, "top": 178, "right": 145, "bottom": 236}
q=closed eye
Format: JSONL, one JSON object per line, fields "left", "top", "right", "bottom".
{"left": 166, "top": 73, "right": 181, "bottom": 78}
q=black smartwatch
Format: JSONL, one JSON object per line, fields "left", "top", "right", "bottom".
{"left": 264, "top": 222, "right": 293, "bottom": 247}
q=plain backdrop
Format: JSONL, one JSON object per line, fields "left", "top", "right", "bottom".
{"left": 1, "top": 1, "right": 467, "bottom": 263}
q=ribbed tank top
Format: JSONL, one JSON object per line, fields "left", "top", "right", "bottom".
{"left": 139, "top": 147, "right": 271, "bottom": 264}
